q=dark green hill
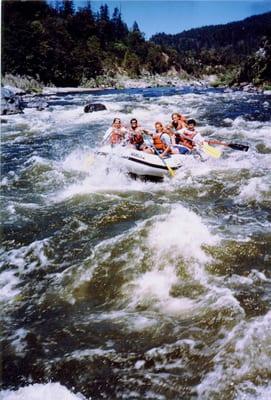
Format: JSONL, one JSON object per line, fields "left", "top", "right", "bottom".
{"left": 151, "top": 12, "right": 271, "bottom": 86}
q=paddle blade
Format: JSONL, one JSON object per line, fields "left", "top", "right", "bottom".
{"left": 228, "top": 143, "right": 249, "bottom": 152}
{"left": 202, "top": 142, "right": 222, "bottom": 159}
{"left": 161, "top": 158, "right": 175, "bottom": 177}
{"left": 167, "top": 164, "right": 175, "bottom": 177}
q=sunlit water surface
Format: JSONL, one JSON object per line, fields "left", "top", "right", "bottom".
{"left": 1, "top": 86, "right": 271, "bottom": 400}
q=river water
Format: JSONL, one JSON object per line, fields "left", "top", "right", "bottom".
{"left": 1, "top": 86, "right": 271, "bottom": 400}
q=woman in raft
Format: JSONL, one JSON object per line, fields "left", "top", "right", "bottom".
{"left": 103, "top": 118, "right": 128, "bottom": 144}
{"left": 167, "top": 112, "right": 187, "bottom": 144}
{"left": 152, "top": 121, "right": 187, "bottom": 157}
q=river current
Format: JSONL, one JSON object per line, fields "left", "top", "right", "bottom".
{"left": 1, "top": 86, "right": 271, "bottom": 400}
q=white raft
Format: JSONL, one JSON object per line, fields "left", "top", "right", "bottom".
{"left": 97, "top": 144, "right": 184, "bottom": 178}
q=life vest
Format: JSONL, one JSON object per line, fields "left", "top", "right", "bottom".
{"left": 153, "top": 133, "right": 168, "bottom": 151}
{"left": 110, "top": 129, "right": 124, "bottom": 144}
{"left": 130, "top": 130, "right": 144, "bottom": 146}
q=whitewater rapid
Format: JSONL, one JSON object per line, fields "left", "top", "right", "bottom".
{"left": 1, "top": 86, "right": 271, "bottom": 400}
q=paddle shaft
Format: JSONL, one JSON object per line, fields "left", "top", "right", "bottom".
{"left": 144, "top": 137, "right": 175, "bottom": 177}
{"left": 152, "top": 146, "right": 175, "bottom": 177}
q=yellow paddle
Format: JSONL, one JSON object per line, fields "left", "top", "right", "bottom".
{"left": 201, "top": 142, "right": 222, "bottom": 159}
{"left": 144, "top": 137, "right": 175, "bottom": 178}
{"left": 153, "top": 147, "right": 175, "bottom": 177}
{"left": 162, "top": 157, "right": 175, "bottom": 177}
{"left": 178, "top": 133, "right": 222, "bottom": 159}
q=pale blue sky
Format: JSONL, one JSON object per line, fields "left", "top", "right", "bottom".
{"left": 60, "top": 1, "right": 271, "bottom": 38}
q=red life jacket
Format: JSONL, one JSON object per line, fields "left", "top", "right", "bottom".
{"left": 110, "top": 129, "right": 124, "bottom": 144}
{"left": 130, "top": 132, "right": 144, "bottom": 146}
{"left": 179, "top": 130, "right": 195, "bottom": 149}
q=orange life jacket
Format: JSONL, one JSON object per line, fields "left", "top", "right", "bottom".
{"left": 110, "top": 129, "right": 124, "bottom": 144}
{"left": 153, "top": 133, "right": 168, "bottom": 151}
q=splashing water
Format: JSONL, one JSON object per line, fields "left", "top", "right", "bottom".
{"left": 1, "top": 86, "right": 271, "bottom": 399}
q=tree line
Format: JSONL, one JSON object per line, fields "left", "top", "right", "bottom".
{"left": 2, "top": 0, "right": 176, "bottom": 86}
{"left": 2, "top": 1, "right": 271, "bottom": 87}
{"left": 151, "top": 12, "right": 271, "bottom": 86}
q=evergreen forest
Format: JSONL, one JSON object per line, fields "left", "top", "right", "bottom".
{"left": 151, "top": 12, "right": 271, "bottom": 86}
{"left": 2, "top": 0, "right": 271, "bottom": 87}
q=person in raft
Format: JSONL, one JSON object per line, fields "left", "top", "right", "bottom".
{"left": 152, "top": 122, "right": 194, "bottom": 157}
{"left": 167, "top": 112, "right": 187, "bottom": 144}
{"left": 128, "top": 118, "right": 154, "bottom": 154}
{"left": 177, "top": 118, "right": 222, "bottom": 150}
{"left": 103, "top": 118, "right": 128, "bottom": 144}
{"left": 152, "top": 121, "right": 183, "bottom": 157}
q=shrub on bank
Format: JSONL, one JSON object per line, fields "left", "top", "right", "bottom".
{"left": 2, "top": 74, "right": 45, "bottom": 93}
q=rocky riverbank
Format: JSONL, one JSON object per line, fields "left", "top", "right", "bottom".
{"left": 0, "top": 74, "right": 203, "bottom": 116}
{"left": 2, "top": 73, "right": 269, "bottom": 118}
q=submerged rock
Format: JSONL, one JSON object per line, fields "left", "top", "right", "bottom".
{"left": 84, "top": 103, "right": 107, "bottom": 113}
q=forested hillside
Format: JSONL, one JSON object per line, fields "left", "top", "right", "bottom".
{"left": 2, "top": 0, "right": 177, "bottom": 86}
{"left": 2, "top": 1, "right": 271, "bottom": 87}
{"left": 151, "top": 12, "right": 271, "bottom": 86}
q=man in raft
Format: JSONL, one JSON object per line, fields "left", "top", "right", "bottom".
{"left": 177, "top": 118, "right": 224, "bottom": 150}
{"left": 128, "top": 118, "right": 154, "bottom": 154}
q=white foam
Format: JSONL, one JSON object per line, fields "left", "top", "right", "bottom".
{"left": 10, "top": 328, "right": 28, "bottom": 354}
{"left": 147, "top": 204, "right": 218, "bottom": 264}
{"left": 0, "top": 382, "right": 87, "bottom": 400}
{"left": 197, "top": 311, "right": 271, "bottom": 398}
{"left": 0, "top": 269, "right": 20, "bottom": 301}
{"left": 60, "top": 149, "right": 96, "bottom": 173}
{"left": 51, "top": 152, "right": 173, "bottom": 202}
{"left": 66, "top": 348, "right": 116, "bottom": 361}
{"left": 127, "top": 266, "right": 195, "bottom": 315}
{"left": 235, "top": 176, "right": 270, "bottom": 203}
{"left": 235, "top": 381, "right": 271, "bottom": 400}
{"left": 0, "top": 239, "right": 50, "bottom": 302}
{"left": 24, "top": 155, "right": 50, "bottom": 167}
{"left": 125, "top": 205, "right": 219, "bottom": 315}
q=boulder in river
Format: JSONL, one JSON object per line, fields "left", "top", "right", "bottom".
{"left": 1, "top": 86, "right": 24, "bottom": 115}
{"left": 22, "top": 96, "right": 49, "bottom": 111}
{"left": 3, "top": 85, "right": 26, "bottom": 96}
{"left": 84, "top": 103, "right": 107, "bottom": 113}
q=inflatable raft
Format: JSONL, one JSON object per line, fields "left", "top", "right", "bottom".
{"left": 97, "top": 145, "right": 184, "bottom": 178}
